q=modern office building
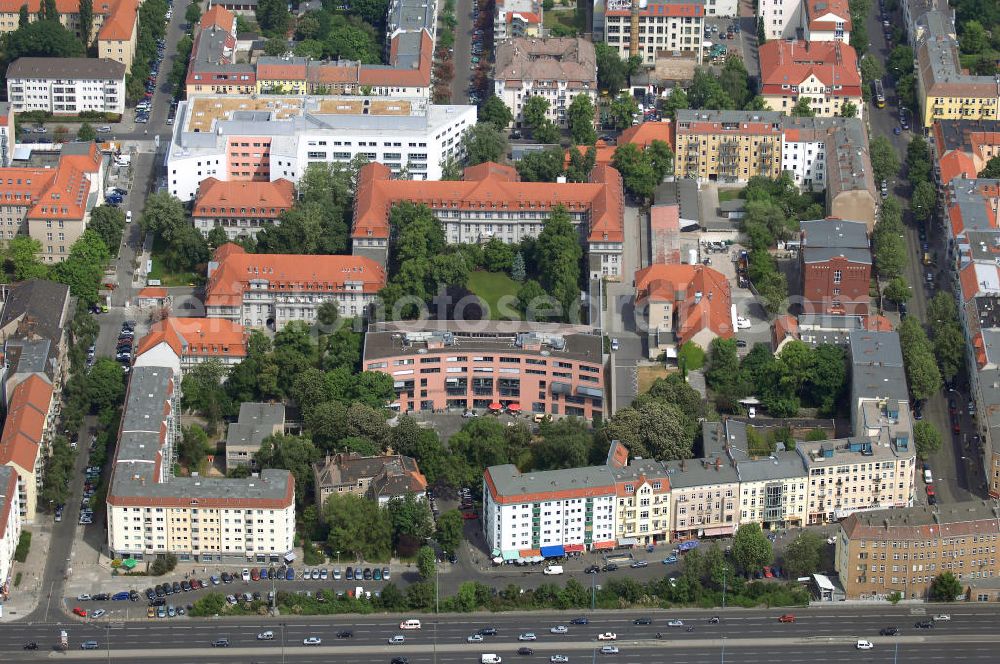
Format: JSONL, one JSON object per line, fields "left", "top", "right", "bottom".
{"left": 758, "top": 40, "right": 862, "bottom": 118}
{"left": 6, "top": 57, "right": 126, "bottom": 116}
{"left": 836, "top": 501, "right": 1000, "bottom": 600}
{"left": 192, "top": 178, "right": 296, "bottom": 240}
{"left": 799, "top": 218, "right": 872, "bottom": 315}
{"left": 166, "top": 95, "right": 475, "bottom": 200}
{"left": 602, "top": 0, "right": 705, "bottom": 67}
{"left": 363, "top": 321, "right": 605, "bottom": 419}
{"left": 494, "top": 37, "right": 597, "bottom": 128}
{"left": 352, "top": 161, "right": 624, "bottom": 279}
{"left": 106, "top": 363, "right": 296, "bottom": 563}
{"left": 204, "top": 243, "right": 386, "bottom": 329}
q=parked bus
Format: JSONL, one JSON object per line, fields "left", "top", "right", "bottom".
{"left": 872, "top": 79, "right": 886, "bottom": 108}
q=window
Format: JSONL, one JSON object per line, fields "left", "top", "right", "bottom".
{"left": 833, "top": 270, "right": 842, "bottom": 284}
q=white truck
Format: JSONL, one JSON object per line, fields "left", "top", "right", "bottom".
{"left": 481, "top": 656, "right": 502, "bottom": 664}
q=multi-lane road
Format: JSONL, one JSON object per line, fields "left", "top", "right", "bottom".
{"left": 3, "top": 606, "right": 999, "bottom": 661}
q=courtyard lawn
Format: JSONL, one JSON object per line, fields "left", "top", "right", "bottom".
{"left": 147, "top": 238, "right": 200, "bottom": 287}
{"left": 637, "top": 365, "right": 673, "bottom": 394}
{"left": 468, "top": 270, "right": 520, "bottom": 320}
{"left": 717, "top": 189, "right": 743, "bottom": 202}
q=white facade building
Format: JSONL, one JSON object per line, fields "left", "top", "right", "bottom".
{"left": 757, "top": 0, "right": 803, "bottom": 41}
{"left": 0, "top": 466, "right": 21, "bottom": 590}
{"left": 781, "top": 131, "right": 827, "bottom": 191}
{"left": 6, "top": 57, "right": 126, "bottom": 116}
{"left": 166, "top": 95, "right": 476, "bottom": 201}
{"left": 106, "top": 362, "right": 296, "bottom": 563}
{"left": 603, "top": 0, "right": 706, "bottom": 67}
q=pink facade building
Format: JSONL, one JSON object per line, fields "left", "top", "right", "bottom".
{"left": 363, "top": 321, "right": 606, "bottom": 420}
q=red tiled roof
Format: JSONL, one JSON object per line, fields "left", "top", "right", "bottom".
{"left": 0, "top": 375, "right": 53, "bottom": 474}
{"left": 360, "top": 30, "right": 433, "bottom": 88}
{"left": 634, "top": 263, "right": 734, "bottom": 346}
{"left": 938, "top": 151, "right": 979, "bottom": 185}
{"left": 136, "top": 317, "right": 248, "bottom": 360}
{"left": 352, "top": 161, "right": 624, "bottom": 244}
{"left": 193, "top": 178, "right": 295, "bottom": 219}
{"left": 200, "top": 4, "right": 235, "bottom": 30}
{"left": 308, "top": 62, "right": 360, "bottom": 84}
{"left": 759, "top": 40, "right": 862, "bottom": 97}
{"left": 257, "top": 62, "right": 307, "bottom": 80}
{"left": 204, "top": 244, "right": 387, "bottom": 307}
{"left": 804, "top": 0, "right": 852, "bottom": 32}
{"left": 619, "top": 121, "right": 673, "bottom": 150}
{"left": 506, "top": 11, "right": 541, "bottom": 22}
{"left": 138, "top": 287, "right": 168, "bottom": 299}
{"left": 97, "top": 0, "right": 138, "bottom": 42}
{"left": 606, "top": 1, "right": 703, "bottom": 17}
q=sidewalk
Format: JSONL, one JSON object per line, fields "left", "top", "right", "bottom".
{"left": 0, "top": 525, "right": 52, "bottom": 621}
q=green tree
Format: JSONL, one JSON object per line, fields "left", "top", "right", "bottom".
{"left": 869, "top": 136, "right": 900, "bottom": 184}
{"left": 140, "top": 191, "right": 189, "bottom": 242}
{"left": 479, "top": 95, "right": 513, "bottom": 128}
{"left": 601, "top": 400, "right": 695, "bottom": 460}
{"left": 516, "top": 147, "right": 565, "bottom": 182}
{"left": 782, "top": 531, "right": 824, "bottom": 579}
{"left": 718, "top": 55, "right": 750, "bottom": 108}
{"left": 51, "top": 230, "right": 110, "bottom": 304}
{"left": 979, "top": 156, "right": 1000, "bottom": 179}
{"left": 88, "top": 206, "right": 126, "bottom": 254}
{"left": 511, "top": 252, "right": 526, "bottom": 282}
{"left": 255, "top": 0, "right": 290, "bottom": 36}
{"left": 5, "top": 19, "right": 84, "bottom": 60}
{"left": 913, "top": 421, "right": 942, "bottom": 459}
{"left": 688, "top": 68, "right": 734, "bottom": 109}
{"left": 959, "top": 20, "right": 988, "bottom": 54}
{"left": 522, "top": 95, "right": 550, "bottom": 133}
{"left": 567, "top": 94, "right": 597, "bottom": 145}
{"left": 536, "top": 206, "right": 582, "bottom": 316}
{"left": 706, "top": 337, "right": 741, "bottom": 394}
{"left": 933, "top": 324, "right": 966, "bottom": 382}
{"left": 78, "top": 0, "right": 94, "bottom": 44}
{"left": 179, "top": 424, "right": 211, "bottom": 471}
{"left": 5, "top": 236, "right": 49, "bottom": 281}
{"left": 731, "top": 523, "right": 773, "bottom": 575}
{"left": 436, "top": 509, "right": 464, "bottom": 554}
{"left": 189, "top": 592, "right": 226, "bottom": 617}
{"left": 387, "top": 493, "right": 434, "bottom": 542}
{"left": 533, "top": 120, "right": 561, "bottom": 144}
{"left": 324, "top": 493, "right": 392, "bottom": 560}
{"left": 661, "top": 86, "right": 689, "bottom": 119}
{"left": 928, "top": 571, "right": 962, "bottom": 601}
{"left": 840, "top": 101, "right": 858, "bottom": 118}
{"left": 611, "top": 142, "right": 658, "bottom": 201}
{"left": 566, "top": 145, "right": 596, "bottom": 183}
{"left": 859, "top": 55, "right": 883, "bottom": 85}
{"left": 609, "top": 92, "right": 639, "bottom": 130}
{"left": 887, "top": 45, "right": 915, "bottom": 78}
{"left": 911, "top": 180, "right": 936, "bottom": 222}
{"left": 184, "top": 1, "right": 201, "bottom": 24}
{"left": 883, "top": 276, "right": 912, "bottom": 304}
{"left": 532, "top": 418, "right": 595, "bottom": 470}
{"left": 18, "top": 4, "right": 28, "bottom": 27}
{"left": 256, "top": 434, "right": 322, "bottom": 509}
{"left": 350, "top": 0, "right": 390, "bottom": 30}
{"left": 594, "top": 42, "right": 629, "bottom": 93}
{"left": 898, "top": 317, "right": 943, "bottom": 401}
{"left": 416, "top": 545, "right": 436, "bottom": 580}
{"left": 461, "top": 122, "right": 507, "bottom": 165}
{"left": 791, "top": 97, "right": 815, "bottom": 117}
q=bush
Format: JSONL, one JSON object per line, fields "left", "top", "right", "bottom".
{"left": 302, "top": 539, "right": 325, "bottom": 565}
{"left": 150, "top": 553, "right": 178, "bottom": 576}
{"left": 14, "top": 531, "right": 31, "bottom": 562}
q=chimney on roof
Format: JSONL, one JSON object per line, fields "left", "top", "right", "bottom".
{"left": 715, "top": 457, "right": 722, "bottom": 470}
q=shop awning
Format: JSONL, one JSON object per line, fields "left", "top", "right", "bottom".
{"left": 702, "top": 525, "right": 735, "bottom": 537}
{"left": 564, "top": 544, "right": 585, "bottom": 554}
{"left": 507, "top": 403, "right": 521, "bottom": 412}
{"left": 491, "top": 548, "right": 501, "bottom": 557}
{"left": 540, "top": 545, "right": 565, "bottom": 558}
{"left": 121, "top": 558, "right": 137, "bottom": 570}
{"left": 489, "top": 402, "right": 503, "bottom": 410}
{"left": 617, "top": 537, "right": 638, "bottom": 547}
{"left": 519, "top": 548, "right": 541, "bottom": 558}
{"left": 502, "top": 550, "right": 520, "bottom": 561}
{"left": 591, "top": 540, "right": 616, "bottom": 550}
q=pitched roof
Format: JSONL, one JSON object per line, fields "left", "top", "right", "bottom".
{"left": 494, "top": 37, "right": 597, "bottom": 87}
{"left": 0, "top": 374, "right": 53, "bottom": 473}
{"left": 256, "top": 57, "right": 308, "bottom": 81}
{"left": 351, "top": 161, "right": 624, "bottom": 244}
{"left": 758, "top": 40, "right": 861, "bottom": 96}
{"left": 800, "top": 218, "right": 871, "bottom": 265}
{"left": 618, "top": 121, "right": 673, "bottom": 149}
{"left": 193, "top": 178, "right": 295, "bottom": 219}
{"left": 314, "top": 452, "right": 427, "bottom": 499}
{"left": 358, "top": 30, "right": 433, "bottom": 88}
{"left": 0, "top": 279, "right": 70, "bottom": 345}
{"left": 634, "top": 263, "right": 734, "bottom": 345}
{"left": 137, "top": 287, "right": 168, "bottom": 299}
{"left": 804, "top": 0, "right": 852, "bottom": 31}
{"left": 200, "top": 4, "right": 235, "bottom": 30}
{"left": 136, "top": 317, "right": 248, "bottom": 360}
{"left": 204, "top": 244, "right": 387, "bottom": 307}
{"left": 6, "top": 57, "right": 126, "bottom": 81}
{"left": 97, "top": 0, "right": 138, "bottom": 42}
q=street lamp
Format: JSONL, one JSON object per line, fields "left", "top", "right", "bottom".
{"left": 335, "top": 550, "right": 340, "bottom": 567}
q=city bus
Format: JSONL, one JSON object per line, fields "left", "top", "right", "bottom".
{"left": 872, "top": 79, "right": 886, "bottom": 108}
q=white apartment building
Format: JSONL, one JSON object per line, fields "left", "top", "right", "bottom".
{"left": 758, "top": 0, "right": 804, "bottom": 41}
{"left": 6, "top": 57, "right": 126, "bottom": 116}
{"left": 494, "top": 37, "right": 597, "bottom": 129}
{"left": 204, "top": 244, "right": 386, "bottom": 330}
{"left": 0, "top": 466, "right": 21, "bottom": 589}
{"left": 106, "top": 363, "right": 296, "bottom": 563}
{"left": 166, "top": 95, "right": 476, "bottom": 201}
{"left": 603, "top": 0, "right": 706, "bottom": 67}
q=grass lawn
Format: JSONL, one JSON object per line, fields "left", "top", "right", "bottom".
{"left": 468, "top": 270, "right": 520, "bottom": 320}
{"left": 717, "top": 189, "right": 743, "bottom": 202}
{"left": 147, "top": 238, "right": 200, "bottom": 287}
{"left": 637, "top": 365, "right": 674, "bottom": 394}
{"left": 544, "top": 8, "right": 581, "bottom": 33}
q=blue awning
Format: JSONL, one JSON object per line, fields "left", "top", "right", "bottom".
{"left": 540, "top": 545, "right": 565, "bottom": 558}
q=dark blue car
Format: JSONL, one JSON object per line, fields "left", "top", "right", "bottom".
{"left": 285, "top": 567, "right": 294, "bottom": 581}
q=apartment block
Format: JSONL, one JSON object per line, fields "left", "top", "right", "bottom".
{"left": 0, "top": 374, "right": 54, "bottom": 524}
{"left": 494, "top": 37, "right": 597, "bottom": 129}
{"left": 663, "top": 432, "right": 740, "bottom": 540}
{"left": 6, "top": 57, "right": 126, "bottom": 116}
{"left": 166, "top": 95, "right": 475, "bottom": 200}
{"left": 603, "top": 0, "right": 705, "bottom": 67}
{"left": 192, "top": 178, "right": 296, "bottom": 240}
{"left": 363, "top": 321, "right": 605, "bottom": 420}
{"left": 802, "top": 0, "right": 850, "bottom": 42}
{"left": 758, "top": 40, "right": 862, "bottom": 118}
{"left": 494, "top": 0, "right": 542, "bottom": 41}
{"left": 225, "top": 403, "right": 285, "bottom": 470}
{"left": 134, "top": 317, "right": 248, "bottom": 371}
{"left": 313, "top": 452, "right": 427, "bottom": 509}
{"left": 0, "top": 466, "right": 20, "bottom": 593}
{"left": 932, "top": 120, "right": 1000, "bottom": 185}
{"left": 836, "top": 502, "right": 1000, "bottom": 599}
{"left": 799, "top": 218, "right": 871, "bottom": 315}
{"left": 352, "top": 161, "right": 624, "bottom": 280}
{"left": 106, "top": 363, "right": 295, "bottom": 563}
{"left": 674, "top": 109, "right": 784, "bottom": 183}
{"left": 204, "top": 243, "right": 386, "bottom": 329}
{"left": 483, "top": 442, "right": 669, "bottom": 559}
{"left": 0, "top": 102, "right": 13, "bottom": 167}
{"left": 914, "top": 11, "right": 1000, "bottom": 128}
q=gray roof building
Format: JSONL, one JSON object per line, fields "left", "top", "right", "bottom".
{"left": 849, "top": 330, "right": 909, "bottom": 407}
{"left": 224, "top": 403, "right": 286, "bottom": 470}
{"left": 800, "top": 219, "right": 871, "bottom": 265}
{"left": 6, "top": 57, "right": 126, "bottom": 81}
{"left": 0, "top": 280, "right": 71, "bottom": 347}
{"left": 314, "top": 452, "right": 427, "bottom": 508}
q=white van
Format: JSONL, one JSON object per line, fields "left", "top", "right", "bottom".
{"left": 400, "top": 619, "right": 422, "bottom": 630}
{"left": 924, "top": 469, "right": 933, "bottom": 484}
{"left": 543, "top": 565, "right": 564, "bottom": 575}
{"left": 115, "top": 154, "right": 131, "bottom": 166}
{"left": 481, "top": 655, "right": 502, "bottom": 664}
{"left": 125, "top": 210, "right": 132, "bottom": 223}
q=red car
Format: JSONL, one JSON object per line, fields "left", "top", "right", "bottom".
{"left": 763, "top": 566, "right": 774, "bottom": 578}
{"left": 926, "top": 485, "right": 936, "bottom": 496}
{"left": 952, "top": 420, "right": 961, "bottom": 434}
{"left": 778, "top": 614, "right": 795, "bottom": 623}
{"left": 72, "top": 607, "right": 88, "bottom": 617}
{"left": 461, "top": 511, "right": 478, "bottom": 520}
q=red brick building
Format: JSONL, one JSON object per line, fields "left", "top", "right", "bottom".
{"left": 800, "top": 218, "right": 871, "bottom": 315}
